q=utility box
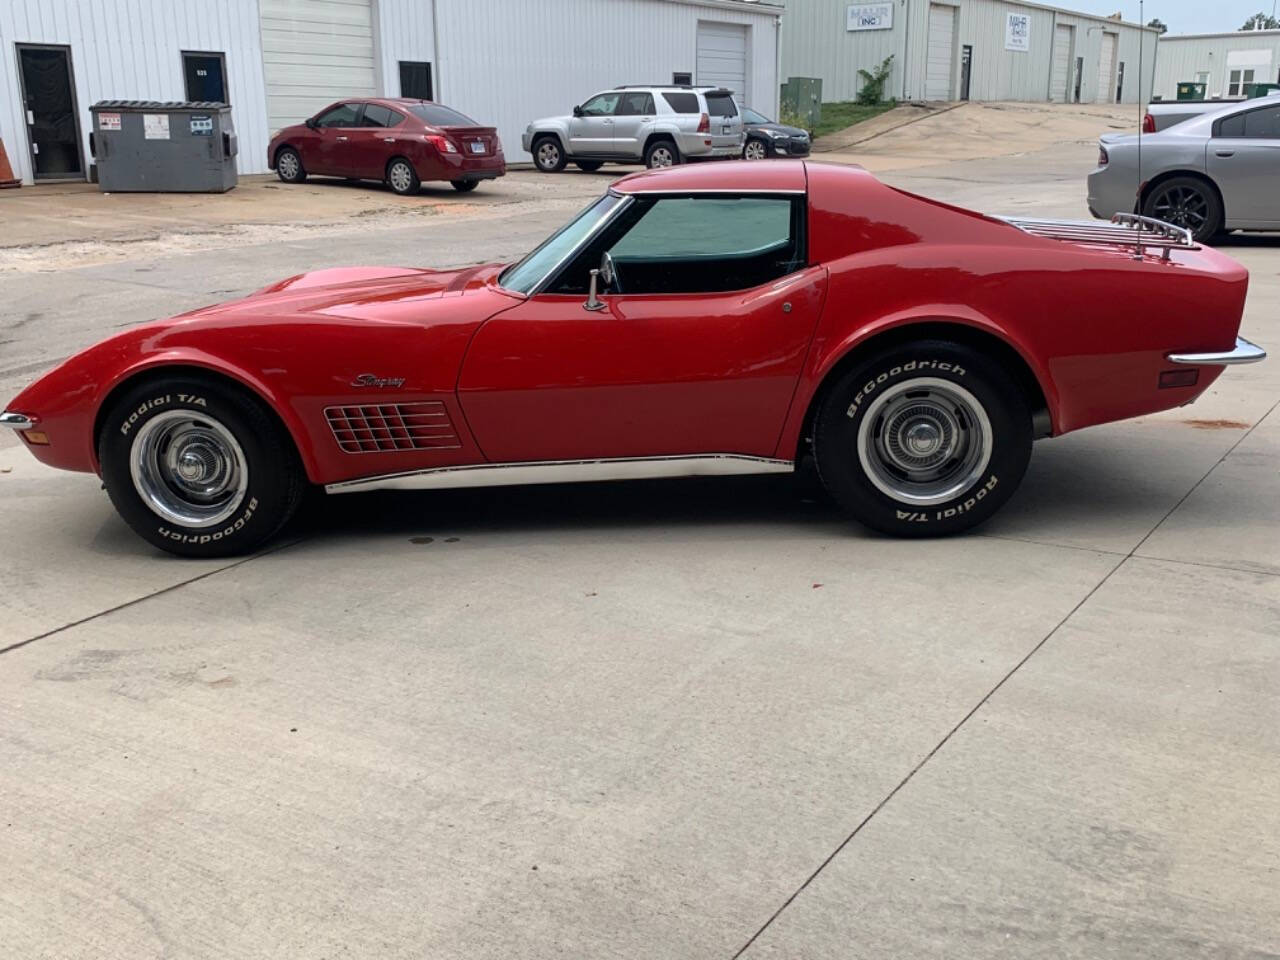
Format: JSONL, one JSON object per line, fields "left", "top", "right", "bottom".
{"left": 780, "top": 77, "right": 822, "bottom": 132}
{"left": 90, "top": 100, "right": 237, "bottom": 192}
{"left": 1176, "top": 82, "right": 1206, "bottom": 101}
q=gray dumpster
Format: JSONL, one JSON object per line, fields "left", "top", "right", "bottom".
{"left": 90, "top": 101, "right": 237, "bottom": 192}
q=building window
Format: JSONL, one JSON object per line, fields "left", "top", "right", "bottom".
{"left": 182, "top": 51, "right": 227, "bottom": 103}
{"left": 673, "top": 71, "right": 693, "bottom": 86}
{"left": 400, "top": 61, "right": 433, "bottom": 100}
{"left": 1228, "top": 68, "right": 1255, "bottom": 97}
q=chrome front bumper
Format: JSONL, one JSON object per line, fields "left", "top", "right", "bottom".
{"left": 1168, "top": 337, "right": 1267, "bottom": 366}
{"left": 0, "top": 411, "right": 37, "bottom": 430}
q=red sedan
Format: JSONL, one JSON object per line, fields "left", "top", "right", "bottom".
{"left": 267, "top": 98, "right": 505, "bottom": 195}
{"left": 1, "top": 162, "right": 1265, "bottom": 556}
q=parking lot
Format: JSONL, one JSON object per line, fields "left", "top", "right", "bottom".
{"left": 1, "top": 104, "right": 1277, "bottom": 959}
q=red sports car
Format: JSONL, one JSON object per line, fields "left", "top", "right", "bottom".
{"left": 267, "top": 97, "right": 505, "bottom": 195}
{"left": 2, "top": 162, "right": 1265, "bottom": 557}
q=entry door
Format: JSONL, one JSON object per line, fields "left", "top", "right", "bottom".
{"left": 1050, "top": 25, "right": 1072, "bottom": 102}
{"left": 926, "top": 5, "right": 957, "bottom": 101}
{"left": 569, "top": 92, "right": 619, "bottom": 155}
{"left": 612, "top": 91, "right": 655, "bottom": 157}
{"left": 16, "top": 45, "right": 83, "bottom": 180}
{"left": 1208, "top": 104, "right": 1280, "bottom": 225}
{"left": 183, "top": 51, "right": 227, "bottom": 103}
{"left": 1096, "top": 33, "right": 1117, "bottom": 103}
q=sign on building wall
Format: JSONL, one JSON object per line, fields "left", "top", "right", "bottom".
{"left": 1005, "top": 13, "right": 1031, "bottom": 51}
{"left": 847, "top": 3, "right": 893, "bottom": 31}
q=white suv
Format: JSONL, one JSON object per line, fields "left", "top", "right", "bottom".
{"left": 522, "top": 86, "right": 745, "bottom": 172}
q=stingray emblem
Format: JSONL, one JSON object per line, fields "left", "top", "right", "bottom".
{"left": 351, "top": 373, "right": 406, "bottom": 389}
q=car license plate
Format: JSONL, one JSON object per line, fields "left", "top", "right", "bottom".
{"left": 469, "top": 142, "right": 485, "bottom": 154}
{"left": 722, "top": 126, "right": 732, "bottom": 135}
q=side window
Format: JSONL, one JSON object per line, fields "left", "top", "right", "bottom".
{"left": 580, "top": 93, "right": 621, "bottom": 116}
{"left": 548, "top": 195, "right": 805, "bottom": 296}
{"left": 362, "top": 104, "right": 403, "bottom": 128}
{"left": 315, "top": 103, "right": 362, "bottom": 128}
{"left": 1243, "top": 105, "right": 1280, "bottom": 138}
{"left": 617, "top": 92, "right": 655, "bottom": 116}
{"left": 706, "top": 94, "right": 738, "bottom": 118}
{"left": 662, "top": 92, "right": 700, "bottom": 114}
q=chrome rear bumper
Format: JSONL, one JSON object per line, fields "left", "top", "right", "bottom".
{"left": 1168, "top": 337, "right": 1267, "bottom": 366}
{"left": 0, "top": 411, "right": 37, "bottom": 430}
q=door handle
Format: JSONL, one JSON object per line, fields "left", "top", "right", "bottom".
{"left": 336, "top": 135, "right": 348, "bottom": 141}
{"left": 1215, "top": 150, "right": 1234, "bottom": 158}
{"left": 383, "top": 137, "right": 395, "bottom": 143}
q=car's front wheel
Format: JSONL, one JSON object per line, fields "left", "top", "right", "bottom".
{"left": 812, "top": 340, "right": 1032, "bottom": 536}
{"left": 1143, "top": 176, "right": 1222, "bottom": 243}
{"left": 743, "top": 138, "right": 769, "bottom": 160}
{"left": 275, "top": 147, "right": 306, "bottom": 184}
{"left": 99, "top": 377, "right": 305, "bottom": 557}
{"left": 532, "top": 136, "right": 566, "bottom": 172}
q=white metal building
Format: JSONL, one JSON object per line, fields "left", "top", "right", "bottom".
{"left": 0, "top": 0, "right": 783, "bottom": 185}
{"left": 1152, "top": 30, "right": 1280, "bottom": 101}
{"left": 782, "top": 0, "right": 1157, "bottom": 106}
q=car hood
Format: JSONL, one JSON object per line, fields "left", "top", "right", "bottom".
{"left": 749, "top": 122, "right": 808, "bottom": 137}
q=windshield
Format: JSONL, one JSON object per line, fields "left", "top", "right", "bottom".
{"left": 743, "top": 108, "right": 771, "bottom": 124}
{"left": 499, "top": 193, "right": 626, "bottom": 294}
{"left": 407, "top": 103, "right": 478, "bottom": 127}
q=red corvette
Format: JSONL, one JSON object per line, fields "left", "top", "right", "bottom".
{"left": 2, "top": 162, "right": 1265, "bottom": 557}
{"left": 267, "top": 97, "right": 505, "bottom": 195}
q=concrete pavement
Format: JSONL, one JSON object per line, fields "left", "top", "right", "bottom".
{"left": 1, "top": 116, "right": 1277, "bottom": 959}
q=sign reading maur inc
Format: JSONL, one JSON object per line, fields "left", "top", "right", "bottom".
{"left": 1005, "top": 12, "right": 1031, "bottom": 51}
{"left": 847, "top": 3, "right": 893, "bottom": 31}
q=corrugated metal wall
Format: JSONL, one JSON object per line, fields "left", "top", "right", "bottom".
{"left": 433, "top": 0, "right": 781, "bottom": 163}
{"left": 375, "top": 0, "right": 437, "bottom": 97}
{"left": 0, "top": 0, "right": 269, "bottom": 184}
{"left": 1153, "top": 32, "right": 1280, "bottom": 100}
{"left": 782, "top": 0, "right": 1155, "bottom": 106}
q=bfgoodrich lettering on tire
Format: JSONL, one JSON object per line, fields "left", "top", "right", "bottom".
{"left": 813, "top": 340, "right": 1032, "bottom": 536}
{"left": 99, "top": 376, "right": 305, "bottom": 557}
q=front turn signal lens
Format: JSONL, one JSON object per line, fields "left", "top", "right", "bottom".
{"left": 23, "top": 430, "right": 50, "bottom": 445}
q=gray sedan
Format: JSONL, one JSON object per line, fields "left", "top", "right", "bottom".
{"left": 1088, "top": 97, "right": 1280, "bottom": 242}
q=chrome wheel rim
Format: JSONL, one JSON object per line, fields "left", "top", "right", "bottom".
{"left": 649, "top": 145, "right": 674, "bottom": 167}
{"left": 129, "top": 411, "right": 249, "bottom": 527}
{"left": 744, "top": 140, "right": 767, "bottom": 160}
{"left": 536, "top": 142, "right": 560, "bottom": 169}
{"left": 856, "top": 377, "right": 993, "bottom": 506}
{"left": 389, "top": 161, "right": 413, "bottom": 193}
{"left": 278, "top": 152, "right": 299, "bottom": 180}
{"left": 1151, "top": 185, "right": 1208, "bottom": 233}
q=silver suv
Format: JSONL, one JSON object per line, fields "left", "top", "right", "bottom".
{"left": 522, "top": 86, "right": 744, "bottom": 172}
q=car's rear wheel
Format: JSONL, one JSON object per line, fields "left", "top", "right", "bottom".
{"left": 99, "top": 377, "right": 305, "bottom": 557}
{"left": 451, "top": 179, "right": 479, "bottom": 192}
{"left": 743, "top": 138, "right": 769, "bottom": 160}
{"left": 386, "top": 157, "right": 420, "bottom": 195}
{"left": 533, "top": 136, "right": 566, "bottom": 172}
{"left": 644, "top": 139, "right": 679, "bottom": 169}
{"left": 575, "top": 160, "right": 603, "bottom": 172}
{"left": 813, "top": 340, "right": 1032, "bottom": 536}
{"left": 1143, "top": 176, "right": 1222, "bottom": 243}
{"left": 275, "top": 147, "right": 305, "bottom": 184}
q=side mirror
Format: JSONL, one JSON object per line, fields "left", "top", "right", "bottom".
{"left": 305, "top": 117, "right": 318, "bottom": 130}
{"left": 573, "top": 105, "right": 584, "bottom": 117}
{"left": 599, "top": 250, "right": 616, "bottom": 289}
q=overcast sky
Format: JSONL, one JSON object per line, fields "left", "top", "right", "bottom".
{"left": 1059, "top": 0, "right": 1279, "bottom": 35}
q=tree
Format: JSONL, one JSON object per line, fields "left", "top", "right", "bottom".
{"left": 1240, "top": 12, "right": 1280, "bottom": 30}
{"left": 1147, "top": 18, "right": 1168, "bottom": 34}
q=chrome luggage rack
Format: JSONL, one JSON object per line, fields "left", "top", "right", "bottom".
{"left": 998, "top": 214, "right": 1196, "bottom": 261}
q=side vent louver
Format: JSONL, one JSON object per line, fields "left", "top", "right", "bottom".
{"left": 324, "top": 402, "right": 460, "bottom": 453}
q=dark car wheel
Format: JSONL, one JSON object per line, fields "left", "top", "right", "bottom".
{"left": 1143, "top": 177, "right": 1223, "bottom": 243}
{"left": 533, "top": 136, "right": 566, "bottom": 173}
{"left": 644, "top": 139, "right": 679, "bottom": 169}
{"left": 575, "top": 160, "right": 604, "bottom": 172}
{"left": 275, "top": 147, "right": 306, "bottom": 184}
{"left": 813, "top": 340, "right": 1032, "bottom": 537}
{"left": 99, "top": 377, "right": 305, "bottom": 558}
{"left": 386, "top": 158, "right": 420, "bottom": 196}
{"left": 743, "top": 138, "right": 770, "bottom": 160}
{"left": 451, "top": 179, "right": 479, "bottom": 192}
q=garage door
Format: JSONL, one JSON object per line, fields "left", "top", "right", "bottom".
{"left": 261, "top": 0, "right": 378, "bottom": 133}
{"left": 925, "top": 4, "right": 957, "bottom": 101}
{"left": 1096, "top": 32, "right": 1117, "bottom": 103}
{"left": 1050, "top": 25, "right": 1072, "bottom": 102}
{"left": 697, "top": 21, "right": 749, "bottom": 104}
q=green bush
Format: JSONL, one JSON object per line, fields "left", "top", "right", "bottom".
{"left": 857, "top": 55, "right": 895, "bottom": 105}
